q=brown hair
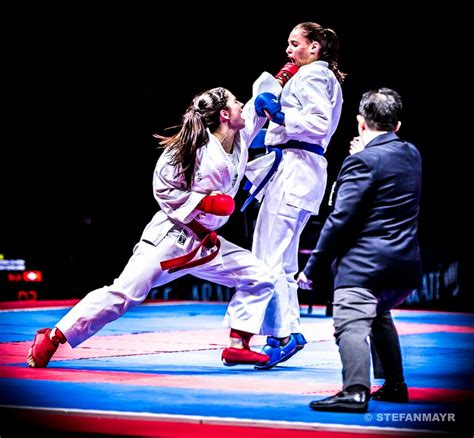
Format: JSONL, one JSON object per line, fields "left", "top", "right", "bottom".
{"left": 295, "top": 22, "right": 347, "bottom": 84}
{"left": 154, "top": 87, "right": 229, "bottom": 188}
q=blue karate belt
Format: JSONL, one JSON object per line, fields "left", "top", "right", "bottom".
{"left": 241, "top": 137, "right": 324, "bottom": 212}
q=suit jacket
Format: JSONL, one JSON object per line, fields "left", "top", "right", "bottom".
{"left": 304, "top": 132, "right": 422, "bottom": 294}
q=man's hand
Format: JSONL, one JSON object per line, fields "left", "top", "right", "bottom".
{"left": 349, "top": 136, "right": 364, "bottom": 155}
{"left": 296, "top": 271, "right": 313, "bottom": 290}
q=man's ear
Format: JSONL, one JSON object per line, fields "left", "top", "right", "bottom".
{"left": 356, "top": 114, "right": 366, "bottom": 138}
{"left": 394, "top": 121, "right": 401, "bottom": 132}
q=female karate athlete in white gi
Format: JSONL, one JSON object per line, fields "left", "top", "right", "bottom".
{"left": 27, "top": 85, "right": 282, "bottom": 368}
{"left": 244, "top": 22, "right": 346, "bottom": 368}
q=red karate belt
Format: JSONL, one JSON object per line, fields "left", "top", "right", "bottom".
{"left": 160, "top": 220, "right": 221, "bottom": 274}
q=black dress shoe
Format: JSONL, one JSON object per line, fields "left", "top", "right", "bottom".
{"left": 372, "top": 382, "right": 409, "bottom": 403}
{"left": 309, "top": 390, "right": 369, "bottom": 412}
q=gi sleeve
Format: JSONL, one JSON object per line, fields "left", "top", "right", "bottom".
{"left": 153, "top": 158, "right": 205, "bottom": 224}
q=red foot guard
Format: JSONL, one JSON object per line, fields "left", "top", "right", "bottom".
{"left": 26, "top": 328, "right": 65, "bottom": 368}
{"left": 222, "top": 347, "right": 269, "bottom": 366}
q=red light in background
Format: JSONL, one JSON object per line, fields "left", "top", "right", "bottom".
{"left": 23, "top": 271, "right": 43, "bottom": 282}
{"left": 7, "top": 273, "right": 23, "bottom": 282}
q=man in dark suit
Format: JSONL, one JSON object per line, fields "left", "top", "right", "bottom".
{"left": 297, "top": 88, "right": 422, "bottom": 412}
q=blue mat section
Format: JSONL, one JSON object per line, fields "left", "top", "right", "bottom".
{"left": 0, "top": 379, "right": 471, "bottom": 433}
{"left": 1, "top": 303, "right": 228, "bottom": 342}
{"left": 4, "top": 304, "right": 473, "bottom": 343}
{"left": 382, "top": 310, "right": 474, "bottom": 326}
{"left": 402, "top": 332, "right": 474, "bottom": 390}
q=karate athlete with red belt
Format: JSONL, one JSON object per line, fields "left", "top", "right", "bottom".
{"left": 26, "top": 85, "right": 283, "bottom": 369}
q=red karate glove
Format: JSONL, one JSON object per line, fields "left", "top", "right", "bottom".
{"left": 197, "top": 194, "right": 235, "bottom": 216}
{"left": 275, "top": 62, "right": 299, "bottom": 85}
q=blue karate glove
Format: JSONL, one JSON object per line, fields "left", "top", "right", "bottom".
{"left": 254, "top": 93, "right": 285, "bottom": 125}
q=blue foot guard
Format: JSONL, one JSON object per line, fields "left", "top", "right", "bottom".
{"left": 254, "top": 333, "right": 307, "bottom": 370}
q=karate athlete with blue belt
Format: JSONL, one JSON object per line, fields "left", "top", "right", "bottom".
{"left": 244, "top": 22, "right": 346, "bottom": 369}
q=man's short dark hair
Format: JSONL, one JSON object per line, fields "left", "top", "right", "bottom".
{"left": 359, "top": 88, "right": 402, "bottom": 131}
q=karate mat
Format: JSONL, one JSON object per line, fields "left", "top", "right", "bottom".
{"left": 1, "top": 301, "right": 472, "bottom": 436}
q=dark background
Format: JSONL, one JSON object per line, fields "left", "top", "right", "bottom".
{"left": 1, "top": 7, "right": 467, "bottom": 305}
